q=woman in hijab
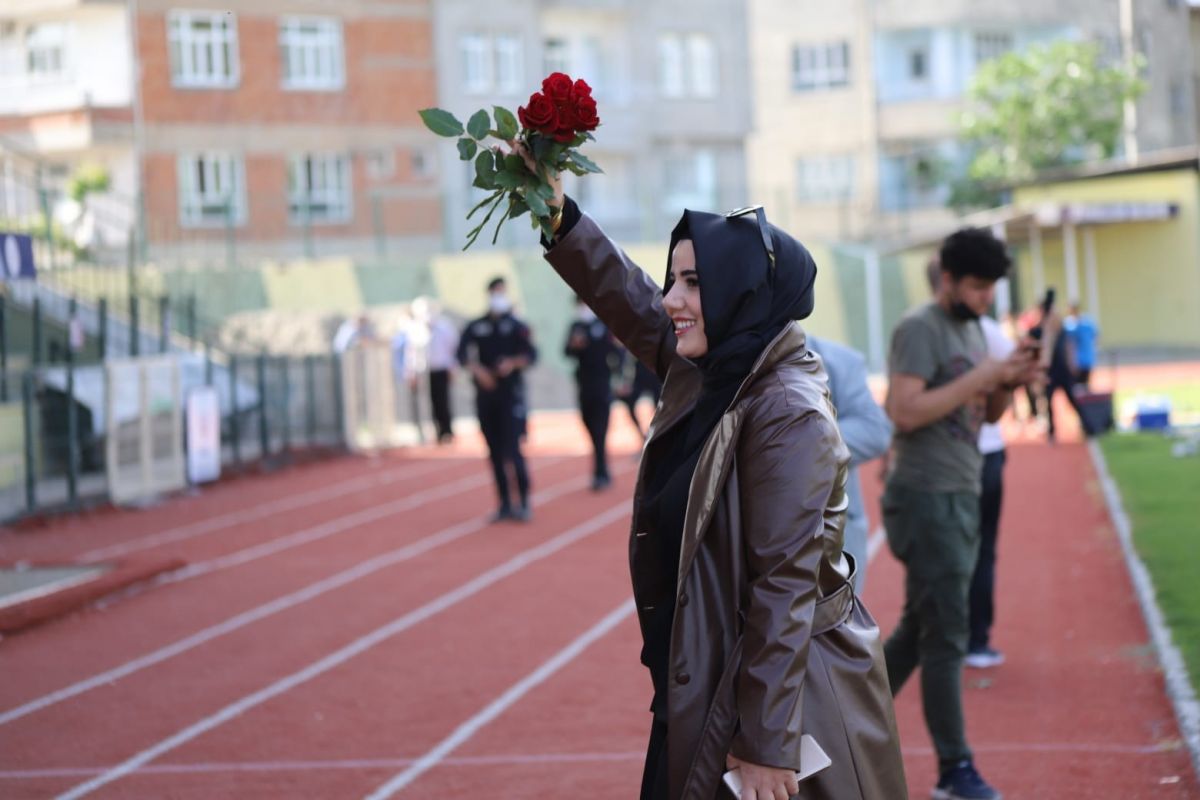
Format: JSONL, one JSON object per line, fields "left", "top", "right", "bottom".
{"left": 521, "top": 149, "right": 905, "bottom": 800}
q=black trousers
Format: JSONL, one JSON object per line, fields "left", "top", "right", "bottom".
{"left": 429, "top": 369, "right": 453, "bottom": 439}
{"left": 640, "top": 717, "right": 669, "bottom": 800}
{"left": 1046, "top": 376, "right": 1092, "bottom": 438}
{"left": 969, "top": 449, "right": 1006, "bottom": 652}
{"left": 578, "top": 385, "right": 611, "bottom": 480}
{"left": 477, "top": 392, "right": 529, "bottom": 509}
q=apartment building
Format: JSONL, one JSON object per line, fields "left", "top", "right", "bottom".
{"left": 747, "top": 0, "right": 1198, "bottom": 243}
{"left": 1, "top": 0, "right": 441, "bottom": 261}
{"left": 431, "top": 0, "right": 750, "bottom": 248}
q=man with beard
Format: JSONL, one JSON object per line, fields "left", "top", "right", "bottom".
{"left": 882, "top": 228, "right": 1038, "bottom": 800}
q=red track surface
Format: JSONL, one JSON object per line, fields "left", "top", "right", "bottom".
{"left": 1, "top": 399, "right": 1196, "bottom": 799}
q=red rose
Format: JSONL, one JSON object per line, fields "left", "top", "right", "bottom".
{"left": 542, "top": 72, "right": 574, "bottom": 103}
{"left": 572, "top": 94, "right": 599, "bottom": 131}
{"left": 572, "top": 78, "right": 593, "bottom": 99}
{"left": 518, "top": 92, "right": 559, "bottom": 134}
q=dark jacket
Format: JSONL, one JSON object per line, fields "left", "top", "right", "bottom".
{"left": 545, "top": 214, "right": 906, "bottom": 800}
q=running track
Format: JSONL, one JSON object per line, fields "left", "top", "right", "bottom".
{"left": 0, "top": 404, "right": 1196, "bottom": 799}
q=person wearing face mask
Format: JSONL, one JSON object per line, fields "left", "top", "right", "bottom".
{"left": 882, "top": 228, "right": 1039, "bottom": 800}
{"left": 456, "top": 276, "right": 538, "bottom": 522}
{"left": 564, "top": 296, "right": 619, "bottom": 491}
{"left": 510, "top": 143, "right": 906, "bottom": 800}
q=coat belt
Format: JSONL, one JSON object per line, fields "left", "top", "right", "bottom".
{"left": 812, "top": 556, "right": 858, "bottom": 637}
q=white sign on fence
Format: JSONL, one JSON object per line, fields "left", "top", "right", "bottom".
{"left": 186, "top": 386, "right": 221, "bottom": 485}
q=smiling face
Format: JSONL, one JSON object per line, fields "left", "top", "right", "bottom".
{"left": 663, "top": 238, "right": 708, "bottom": 358}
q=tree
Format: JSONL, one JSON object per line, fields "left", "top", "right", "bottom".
{"left": 951, "top": 40, "right": 1145, "bottom": 211}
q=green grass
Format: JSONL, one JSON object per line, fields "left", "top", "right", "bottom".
{"left": 1101, "top": 433, "right": 1200, "bottom": 686}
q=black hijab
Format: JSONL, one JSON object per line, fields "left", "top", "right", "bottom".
{"left": 664, "top": 208, "right": 818, "bottom": 454}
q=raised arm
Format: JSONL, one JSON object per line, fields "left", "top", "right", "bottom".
{"left": 544, "top": 199, "right": 677, "bottom": 380}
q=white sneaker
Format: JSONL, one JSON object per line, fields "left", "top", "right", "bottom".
{"left": 964, "top": 648, "right": 1005, "bottom": 669}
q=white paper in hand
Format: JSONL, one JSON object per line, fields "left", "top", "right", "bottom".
{"left": 721, "top": 735, "right": 832, "bottom": 796}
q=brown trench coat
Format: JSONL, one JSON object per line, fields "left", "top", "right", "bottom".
{"left": 546, "top": 214, "right": 907, "bottom": 800}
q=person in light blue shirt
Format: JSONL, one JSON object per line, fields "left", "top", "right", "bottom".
{"left": 1063, "top": 304, "right": 1099, "bottom": 388}
{"left": 808, "top": 336, "right": 893, "bottom": 593}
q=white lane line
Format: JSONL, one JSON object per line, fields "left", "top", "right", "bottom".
{"left": 867, "top": 525, "right": 885, "bottom": 562}
{"left": 52, "top": 502, "right": 632, "bottom": 800}
{"left": 81, "top": 459, "right": 462, "bottom": 561}
{"left": 0, "top": 458, "right": 605, "bottom": 727}
{"left": 2, "top": 740, "right": 1177, "bottom": 781}
{"left": 1089, "top": 440, "right": 1200, "bottom": 780}
{"left": 363, "top": 599, "right": 637, "bottom": 800}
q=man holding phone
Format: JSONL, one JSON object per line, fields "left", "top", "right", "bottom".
{"left": 884, "top": 228, "right": 1039, "bottom": 800}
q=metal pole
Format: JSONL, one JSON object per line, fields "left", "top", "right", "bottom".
{"left": 23, "top": 371, "right": 36, "bottom": 512}
{"left": 31, "top": 297, "right": 42, "bottom": 367}
{"left": 129, "top": 294, "right": 140, "bottom": 356}
{"left": 204, "top": 340, "right": 214, "bottom": 386}
{"left": 279, "top": 357, "right": 291, "bottom": 452}
{"left": 256, "top": 353, "right": 269, "bottom": 459}
{"left": 0, "top": 295, "right": 7, "bottom": 403}
{"left": 225, "top": 200, "right": 236, "bottom": 271}
{"left": 98, "top": 297, "right": 108, "bottom": 361}
{"left": 304, "top": 354, "right": 317, "bottom": 445}
{"left": 158, "top": 294, "right": 170, "bottom": 353}
{"left": 186, "top": 294, "right": 197, "bottom": 349}
{"left": 864, "top": 249, "right": 884, "bottom": 374}
{"left": 332, "top": 351, "right": 345, "bottom": 447}
{"left": 372, "top": 195, "right": 386, "bottom": 261}
{"left": 66, "top": 298, "right": 78, "bottom": 506}
{"left": 37, "top": 167, "right": 56, "bottom": 271}
{"left": 229, "top": 354, "right": 241, "bottom": 467}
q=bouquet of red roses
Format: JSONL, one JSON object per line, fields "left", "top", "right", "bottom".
{"left": 420, "top": 72, "right": 602, "bottom": 249}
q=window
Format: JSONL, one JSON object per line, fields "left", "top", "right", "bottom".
{"left": 177, "top": 153, "right": 245, "bottom": 227}
{"left": 1170, "top": 80, "right": 1188, "bottom": 117}
{"left": 792, "top": 42, "right": 850, "bottom": 91}
{"left": 0, "top": 22, "right": 21, "bottom": 82}
{"left": 168, "top": 11, "right": 239, "bottom": 88}
{"left": 974, "top": 31, "right": 1013, "bottom": 65}
{"left": 279, "top": 17, "right": 344, "bottom": 90}
{"left": 26, "top": 22, "right": 69, "bottom": 81}
{"left": 658, "top": 33, "right": 719, "bottom": 98}
{"left": 908, "top": 48, "right": 928, "bottom": 80}
{"left": 543, "top": 38, "right": 569, "bottom": 75}
{"left": 662, "top": 150, "right": 717, "bottom": 213}
{"left": 411, "top": 149, "right": 435, "bottom": 179}
{"left": 365, "top": 149, "right": 395, "bottom": 181}
{"left": 459, "top": 33, "right": 523, "bottom": 95}
{"left": 494, "top": 34, "right": 523, "bottom": 94}
{"left": 796, "top": 156, "right": 855, "bottom": 203}
{"left": 289, "top": 153, "right": 352, "bottom": 224}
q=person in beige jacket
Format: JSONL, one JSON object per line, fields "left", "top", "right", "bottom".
{"left": 530, "top": 159, "right": 905, "bottom": 800}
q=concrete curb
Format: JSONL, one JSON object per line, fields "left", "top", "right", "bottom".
{"left": 1088, "top": 438, "right": 1200, "bottom": 781}
{"left": 0, "top": 556, "right": 186, "bottom": 635}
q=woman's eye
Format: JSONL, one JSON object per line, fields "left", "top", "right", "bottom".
{"left": 686, "top": 278, "right": 699, "bottom": 289}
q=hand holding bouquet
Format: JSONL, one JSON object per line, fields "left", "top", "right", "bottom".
{"left": 420, "top": 72, "right": 603, "bottom": 249}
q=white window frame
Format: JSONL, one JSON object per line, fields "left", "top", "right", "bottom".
{"left": 687, "top": 34, "right": 718, "bottom": 98}
{"left": 168, "top": 10, "right": 240, "bottom": 89}
{"left": 25, "top": 22, "right": 70, "bottom": 83}
{"left": 177, "top": 152, "right": 246, "bottom": 228}
{"left": 279, "top": 16, "right": 344, "bottom": 91}
{"left": 657, "top": 34, "right": 686, "bottom": 98}
{"left": 0, "top": 21, "right": 23, "bottom": 84}
{"left": 796, "top": 156, "right": 856, "bottom": 203}
{"left": 662, "top": 150, "right": 717, "bottom": 213}
{"left": 792, "top": 42, "right": 850, "bottom": 92}
{"left": 973, "top": 31, "right": 1013, "bottom": 66}
{"left": 288, "top": 153, "right": 353, "bottom": 225}
{"left": 494, "top": 34, "right": 523, "bottom": 95}
{"left": 907, "top": 46, "right": 929, "bottom": 82}
{"left": 543, "top": 37, "right": 569, "bottom": 76}
{"left": 460, "top": 33, "right": 492, "bottom": 95}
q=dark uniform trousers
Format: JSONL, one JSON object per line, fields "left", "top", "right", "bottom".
{"left": 477, "top": 384, "right": 530, "bottom": 509}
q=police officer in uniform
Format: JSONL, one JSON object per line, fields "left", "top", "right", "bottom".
{"left": 564, "top": 296, "right": 619, "bottom": 490}
{"left": 457, "top": 277, "right": 538, "bottom": 522}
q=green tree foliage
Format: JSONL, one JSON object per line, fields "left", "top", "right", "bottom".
{"left": 951, "top": 41, "right": 1145, "bottom": 211}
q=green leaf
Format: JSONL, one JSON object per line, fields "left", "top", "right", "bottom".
{"left": 474, "top": 150, "right": 497, "bottom": 189}
{"left": 508, "top": 196, "right": 529, "bottom": 219}
{"left": 533, "top": 182, "right": 555, "bottom": 200}
{"left": 494, "top": 170, "right": 524, "bottom": 191}
{"left": 494, "top": 106, "right": 519, "bottom": 140}
{"left": 418, "top": 108, "right": 464, "bottom": 137}
{"left": 467, "top": 109, "right": 491, "bottom": 140}
{"left": 503, "top": 154, "right": 527, "bottom": 175}
{"left": 569, "top": 151, "right": 604, "bottom": 174}
{"left": 525, "top": 188, "right": 550, "bottom": 218}
{"left": 457, "top": 138, "right": 478, "bottom": 160}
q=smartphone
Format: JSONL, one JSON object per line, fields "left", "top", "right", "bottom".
{"left": 721, "top": 735, "right": 832, "bottom": 797}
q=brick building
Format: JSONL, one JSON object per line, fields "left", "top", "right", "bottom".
{"left": 1, "top": 0, "right": 441, "bottom": 262}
